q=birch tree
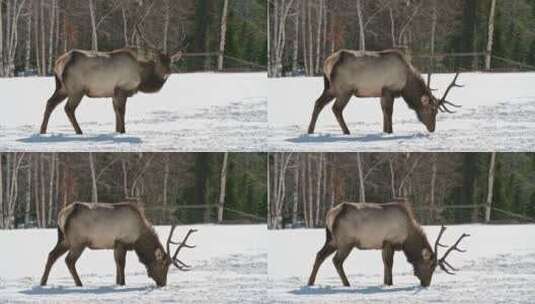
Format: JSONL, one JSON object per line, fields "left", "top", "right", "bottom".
{"left": 217, "top": 0, "right": 230, "bottom": 71}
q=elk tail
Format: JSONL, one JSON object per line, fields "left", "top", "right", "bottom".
{"left": 56, "top": 226, "right": 65, "bottom": 243}
{"left": 322, "top": 73, "right": 330, "bottom": 92}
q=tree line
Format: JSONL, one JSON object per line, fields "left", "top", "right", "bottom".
{"left": 268, "top": 0, "right": 535, "bottom": 77}
{"left": 0, "top": 0, "right": 267, "bottom": 77}
{"left": 269, "top": 152, "right": 535, "bottom": 229}
{"left": 0, "top": 152, "right": 267, "bottom": 229}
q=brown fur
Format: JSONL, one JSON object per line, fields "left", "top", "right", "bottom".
{"left": 308, "top": 49, "right": 440, "bottom": 135}
{"left": 308, "top": 201, "right": 437, "bottom": 287}
{"left": 40, "top": 47, "right": 177, "bottom": 135}
{"left": 40, "top": 202, "right": 172, "bottom": 287}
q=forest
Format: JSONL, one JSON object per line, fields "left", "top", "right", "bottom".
{"left": 269, "top": 152, "right": 535, "bottom": 229}
{"left": 268, "top": 0, "right": 535, "bottom": 77}
{"left": 0, "top": 152, "right": 267, "bottom": 229}
{"left": 0, "top": 0, "right": 267, "bottom": 77}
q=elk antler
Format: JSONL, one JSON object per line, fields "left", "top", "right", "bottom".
{"left": 170, "top": 50, "right": 183, "bottom": 63}
{"left": 438, "top": 72, "right": 463, "bottom": 113}
{"left": 166, "top": 225, "right": 197, "bottom": 271}
{"left": 434, "top": 225, "right": 470, "bottom": 275}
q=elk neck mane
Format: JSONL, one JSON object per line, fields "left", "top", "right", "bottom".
{"left": 400, "top": 203, "right": 433, "bottom": 264}
{"left": 399, "top": 59, "right": 432, "bottom": 111}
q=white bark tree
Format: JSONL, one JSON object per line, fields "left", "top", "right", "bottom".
{"left": 217, "top": 0, "right": 230, "bottom": 71}
{"left": 485, "top": 0, "right": 497, "bottom": 70}
{"left": 485, "top": 152, "right": 497, "bottom": 222}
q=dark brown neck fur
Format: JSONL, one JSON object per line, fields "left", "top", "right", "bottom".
{"left": 133, "top": 228, "right": 164, "bottom": 266}
{"left": 402, "top": 225, "right": 432, "bottom": 265}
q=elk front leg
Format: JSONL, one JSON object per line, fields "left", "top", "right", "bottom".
{"left": 332, "top": 245, "right": 352, "bottom": 287}
{"left": 332, "top": 93, "right": 352, "bottom": 135}
{"left": 114, "top": 243, "right": 127, "bottom": 285}
{"left": 64, "top": 93, "right": 84, "bottom": 135}
{"left": 40, "top": 89, "right": 67, "bottom": 134}
{"left": 308, "top": 241, "right": 336, "bottom": 285}
{"left": 380, "top": 92, "right": 394, "bottom": 134}
{"left": 382, "top": 244, "right": 394, "bottom": 286}
{"left": 113, "top": 89, "right": 128, "bottom": 134}
{"left": 65, "top": 246, "right": 85, "bottom": 287}
{"left": 40, "top": 241, "right": 69, "bottom": 286}
{"left": 307, "top": 90, "right": 335, "bottom": 134}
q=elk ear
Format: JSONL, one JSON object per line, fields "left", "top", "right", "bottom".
{"left": 422, "top": 248, "right": 433, "bottom": 260}
{"left": 420, "top": 95, "right": 431, "bottom": 106}
{"left": 155, "top": 248, "right": 164, "bottom": 261}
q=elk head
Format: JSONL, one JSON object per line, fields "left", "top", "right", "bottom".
{"left": 414, "top": 225, "right": 469, "bottom": 287}
{"left": 147, "top": 226, "right": 197, "bottom": 287}
{"left": 418, "top": 73, "right": 463, "bottom": 132}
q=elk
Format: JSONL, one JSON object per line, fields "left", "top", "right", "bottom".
{"left": 39, "top": 47, "right": 183, "bottom": 135}
{"left": 40, "top": 202, "right": 196, "bottom": 287}
{"left": 307, "top": 202, "right": 469, "bottom": 287}
{"left": 307, "top": 49, "right": 462, "bottom": 135}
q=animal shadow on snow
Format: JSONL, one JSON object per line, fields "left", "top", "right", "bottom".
{"left": 290, "top": 285, "right": 421, "bottom": 296}
{"left": 17, "top": 133, "right": 142, "bottom": 144}
{"left": 20, "top": 285, "right": 151, "bottom": 296}
{"left": 287, "top": 132, "right": 428, "bottom": 144}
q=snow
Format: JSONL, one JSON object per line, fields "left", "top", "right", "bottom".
{"left": 0, "top": 224, "right": 267, "bottom": 303}
{"left": 268, "top": 224, "right": 535, "bottom": 303}
{"left": 0, "top": 72, "right": 267, "bottom": 152}
{"left": 268, "top": 72, "right": 535, "bottom": 151}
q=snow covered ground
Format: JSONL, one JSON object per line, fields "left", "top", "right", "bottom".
{"left": 0, "top": 224, "right": 267, "bottom": 303}
{"left": 268, "top": 72, "right": 535, "bottom": 151}
{"left": 0, "top": 72, "right": 267, "bottom": 152}
{"left": 268, "top": 224, "right": 535, "bottom": 303}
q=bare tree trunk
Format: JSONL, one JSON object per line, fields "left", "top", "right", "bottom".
{"left": 291, "top": 1, "right": 299, "bottom": 74}
{"left": 48, "top": 153, "right": 56, "bottom": 225}
{"left": 40, "top": 153, "right": 46, "bottom": 227}
{"left": 315, "top": 153, "right": 323, "bottom": 226}
{"left": 307, "top": 154, "right": 313, "bottom": 227}
{"left": 485, "top": 0, "right": 497, "bottom": 70}
{"left": 430, "top": 155, "right": 437, "bottom": 223}
{"left": 356, "top": 0, "right": 365, "bottom": 51}
{"left": 389, "top": 7, "right": 396, "bottom": 47}
{"left": 300, "top": 156, "right": 308, "bottom": 227}
{"left": 292, "top": 163, "right": 299, "bottom": 225}
{"left": 24, "top": 2, "right": 32, "bottom": 72}
{"left": 121, "top": 6, "right": 128, "bottom": 46}
{"left": 427, "top": 0, "right": 437, "bottom": 87}
{"left": 33, "top": 155, "right": 41, "bottom": 227}
{"left": 34, "top": 2, "right": 41, "bottom": 75}
{"left": 307, "top": 1, "right": 313, "bottom": 75}
{"left": 301, "top": 4, "right": 308, "bottom": 76}
{"left": 389, "top": 158, "right": 396, "bottom": 198}
{"left": 315, "top": 0, "right": 323, "bottom": 74}
{"left": 121, "top": 158, "right": 128, "bottom": 198}
{"left": 485, "top": 152, "right": 496, "bottom": 223}
{"left": 89, "top": 152, "right": 98, "bottom": 202}
{"left": 25, "top": 157, "right": 31, "bottom": 224}
{"left": 0, "top": 1, "right": 4, "bottom": 76}
{"left": 217, "top": 0, "right": 229, "bottom": 71}
{"left": 40, "top": 0, "right": 45, "bottom": 74}
{"left": 47, "top": 0, "right": 56, "bottom": 74}
{"left": 356, "top": 153, "right": 365, "bottom": 202}
{"left": 88, "top": 0, "right": 98, "bottom": 51}
{"left": 217, "top": 152, "right": 229, "bottom": 223}
{"left": 162, "top": 154, "right": 169, "bottom": 222}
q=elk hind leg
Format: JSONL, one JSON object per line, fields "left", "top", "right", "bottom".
{"left": 308, "top": 228, "right": 336, "bottom": 285}
{"left": 114, "top": 243, "right": 127, "bottom": 285}
{"left": 332, "top": 93, "right": 352, "bottom": 135}
{"left": 65, "top": 246, "right": 85, "bottom": 287}
{"left": 40, "top": 229, "right": 69, "bottom": 285}
{"left": 332, "top": 245, "right": 352, "bottom": 287}
{"left": 40, "top": 87, "right": 67, "bottom": 134}
{"left": 64, "top": 93, "right": 84, "bottom": 135}
{"left": 382, "top": 243, "right": 394, "bottom": 286}
{"left": 307, "top": 90, "right": 335, "bottom": 134}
